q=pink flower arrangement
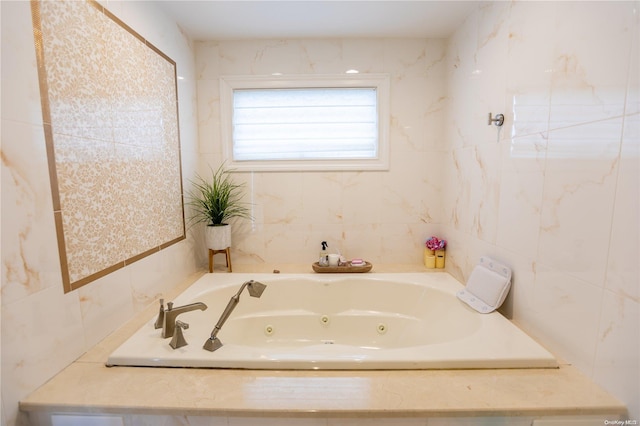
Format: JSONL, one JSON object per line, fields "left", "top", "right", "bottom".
{"left": 425, "top": 236, "right": 446, "bottom": 251}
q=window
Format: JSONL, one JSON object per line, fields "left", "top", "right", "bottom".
{"left": 220, "top": 74, "right": 390, "bottom": 171}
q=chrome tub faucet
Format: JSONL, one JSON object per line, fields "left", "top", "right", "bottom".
{"left": 157, "top": 300, "right": 208, "bottom": 338}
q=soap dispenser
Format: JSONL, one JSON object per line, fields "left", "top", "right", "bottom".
{"left": 319, "top": 241, "right": 329, "bottom": 266}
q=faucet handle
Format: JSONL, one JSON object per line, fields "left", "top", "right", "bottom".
{"left": 154, "top": 298, "right": 165, "bottom": 329}
{"left": 169, "top": 320, "right": 189, "bottom": 349}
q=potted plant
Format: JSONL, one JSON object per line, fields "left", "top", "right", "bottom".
{"left": 187, "top": 163, "right": 252, "bottom": 250}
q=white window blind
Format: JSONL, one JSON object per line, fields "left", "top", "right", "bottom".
{"left": 220, "top": 74, "right": 390, "bottom": 171}
{"left": 232, "top": 88, "right": 378, "bottom": 161}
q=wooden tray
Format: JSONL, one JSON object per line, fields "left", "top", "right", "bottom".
{"left": 312, "top": 261, "right": 372, "bottom": 273}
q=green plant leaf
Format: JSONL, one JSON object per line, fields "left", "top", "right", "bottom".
{"left": 185, "top": 163, "right": 252, "bottom": 227}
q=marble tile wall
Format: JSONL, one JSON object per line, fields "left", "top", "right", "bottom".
{"left": 1, "top": 1, "right": 199, "bottom": 425}
{"left": 443, "top": 1, "right": 639, "bottom": 419}
{"left": 194, "top": 38, "right": 447, "bottom": 268}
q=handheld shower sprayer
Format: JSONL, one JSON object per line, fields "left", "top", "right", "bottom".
{"left": 203, "top": 280, "right": 267, "bottom": 352}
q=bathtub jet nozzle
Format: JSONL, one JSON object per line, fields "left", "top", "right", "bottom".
{"left": 203, "top": 280, "right": 267, "bottom": 352}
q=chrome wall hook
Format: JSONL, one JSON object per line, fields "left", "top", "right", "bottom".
{"left": 488, "top": 112, "right": 504, "bottom": 127}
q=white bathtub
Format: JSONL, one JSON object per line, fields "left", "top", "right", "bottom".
{"left": 107, "top": 272, "right": 558, "bottom": 370}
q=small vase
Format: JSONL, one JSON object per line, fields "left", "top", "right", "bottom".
{"left": 205, "top": 224, "right": 231, "bottom": 250}
{"left": 424, "top": 248, "right": 436, "bottom": 268}
{"left": 435, "top": 249, "right": 445, "bottom": 269}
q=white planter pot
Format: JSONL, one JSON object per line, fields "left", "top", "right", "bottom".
{"left": 205, "top": 224, "right": 231, "bottom": 250}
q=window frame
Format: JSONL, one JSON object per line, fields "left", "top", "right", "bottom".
{"left": 220, "top": 74, "right": 390, "bottom": 172}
